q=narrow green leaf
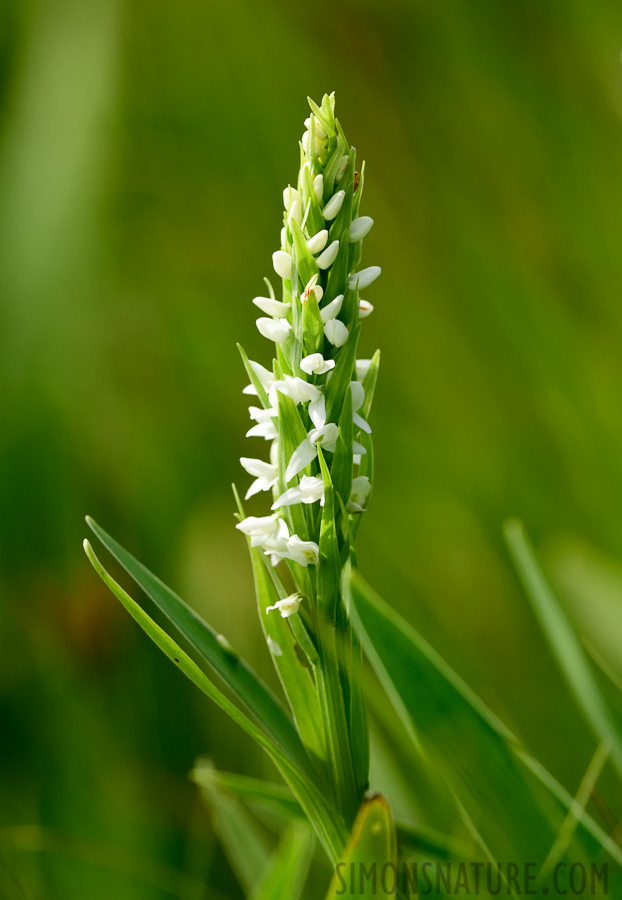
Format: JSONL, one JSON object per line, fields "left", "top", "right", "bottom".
{"left": 361, "top": 350, "right": 380, "bottom": 419}
{"left": 504, "top": 519, "right": 622, "bottom": 780}
{"left": 349, "top": 572, "right": 622, "bottom": 864}
{"left": 301, "top": 163, "right": 325, "bottom": 237}
{"left": 85, "top": 517, "right": 307, "bottom": 772}
{"left": 325, "top": 324, "right": 361, "bottom": 424}
{"left": 324, "top": 794, "right": 397, "bottom": 900}
{"left": 290, "top": 218, "right": 319, "bottom": 289}
{"left": 84, "top": 539, "right": 347, "bottom": 864}
{"left": 276, "top": 392, "right": 310, "bottom": 541}
{"left": 330, "top": 386, "right": 353, "bottom": 508}
{"left": 238, "top": 343, "right": 270, "bottom": 409}
{"left": 191, "top": 762, "right": 304, "bottom": 823}
{"left": 341, "top": 559, "right": 369, "bottom": 797}
{"left": 302, "top": 290, "right": 325, "bottom": 356}
{"left": 250, "top": 820, "right": 315, "bottom": 900}
{"left": 325, "top": 232, "right": 350, "bottom": 305}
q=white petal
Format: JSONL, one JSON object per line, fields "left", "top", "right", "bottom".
{"left": 300, "top": 353, "right": 335, "bottom": 376}
{"left": 314, "top": 173, "right": 324, "bottom": 203}
{"left": 249, "top": 361, "right": 275, "bottom": 390}
{"left": 252, "top": 296, "right": 290, "bottom": 317}
{"left": 324, "top": 318, "right": 349, "bottom": 347}
{"left": 272, "top": 250, "right": 293, "bottom": 280}
{"left": 353, "top": 440, "right": 367, "bottom": 456}
{"left": 355, "top": 359, "right": 372, "bottom": 380}
{"left": 302, "top": 274, "right": 323, "bottom": 303}
{"left": 319, "top": 294, "right": 344, "bottom": 323}
{"left": 350, "top": 381, "right": 365, "bottom": 411}
{"left": 240, "top": 457, "right": 277, "bottom": 479}
{"left": 353, "top": 411, "right": 372, "bottom": 434}
{"left": 322, "top": 190, "right": 345, "bottom": 220}
{"left": 280, "top": 226, "right": 287, "bottom": 247}
{"left": 316, "top": 240, "right": 340, "bottom": 270}
{"left": 245, "top": 477, "right": 269, "bottom": 500}
{"left": 308, "top": 394, "right": 326, "bottom": 429}
{"left": 285, "top": 439, "right": 318, "bottom": 481}
{"left": 349, "top": 216, "right": 374, "bottom": 242}
{"left": 256, "top": 317, "right": 291, "bottom": 343}
{"left": 283, "top": 186, "right": 301, "bottom": 211}
{"left": 248, "top": 406, "right": 278, "bottom": 423}
{"left": 347, "top": 266, "right": 381, "bottom": 290}
{"left": 269, "top": 376, "right": 321, "bottom": 408}
{"left": 358, "top": 300, "right": 374, "bottom": 318}
{"left": 272, "top": 486, "right": 302, "bottom": 509}
{"left": 236, "top": 514, "right": 280, "bottom": 538}
{"left": 307, "top": 229, "right": 329, "bottom": 254}
{"left": 309, "top": 423, "right": 339, "bottom": 452}
{"left": 288, "top": 197, "right": 303, "bottom": 226}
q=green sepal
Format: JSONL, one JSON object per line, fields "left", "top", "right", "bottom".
{"left": 325, "top": 232, "right": 350, "bottom": 303}
{"left": 352, "top": 160, "right": 365, "bottom": 218}
{"left": 361, "top": 350, "right": 380, "bottom": 418}
{"left": 329, "top": 149, "right": 356, "bottom": 239}
{"left": 307, "top": 95, "right": 333, "bottom": 139}
{"left": 238, "top": 343, "right": 271, "bottom": 409}
{"left": 302, "top": 290, "right": 325, "bottom": 356}
{"left": 341, "top": 286, "right": 359, "bottom": 332}
{"left": 301, "top": 163, "right": 325, "bottom": 237}
{"left": 325, "top": 324, "right": 361, "bottom": 424}
{"left": 290, "top": 218, "right": 319, "bottom": 292}
{"left": 323, "top": 136, "right": 348, "bottom": 200}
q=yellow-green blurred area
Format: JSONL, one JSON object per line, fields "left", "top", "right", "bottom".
{"left": 2, "top": 0, "right": 622, "bottom": 896}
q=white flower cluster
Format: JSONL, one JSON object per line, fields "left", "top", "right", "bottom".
{"left": 236, "top": 95, "right": 377, "bottom": 616}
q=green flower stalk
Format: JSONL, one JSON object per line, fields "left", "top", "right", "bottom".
{"left": 235, "top": 93, "right": 380, "bottom": 829}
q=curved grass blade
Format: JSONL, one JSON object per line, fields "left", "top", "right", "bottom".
{"left": 84, "top": 539, "right": 347, "bottom": 864}
{"left": 85, "top": 516, "right": 308, "bottom": 775}
{"left": 191, "top": 762, "right": 304, "bottom": 824}
{"left": 324, "top": 793, "right": 397, "bottom": 900}
{"left": 249, "top": 820, "right": 315, "bottom": 900}
{"left": 349, "top": 571, "right": 622, "bottom": 865}
{"left": 504, "top": 518, "right": 622, "bottom": 781}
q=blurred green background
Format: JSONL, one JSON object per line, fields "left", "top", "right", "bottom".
{"left": 2, "top": 0, "right": 622, "bottom": 895}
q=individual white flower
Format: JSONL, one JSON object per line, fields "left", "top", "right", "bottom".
{"left": 236, "top": 513, "right": 284, "bottom": 547}
{"left": 242, "top": 360, "right": 275, "bottom": 396}
{"left": 304, "top": 116, "right": 327, "bottom": 139}
{"left": 256, "top": 317, "right": 291, "bottom": 343}
{"left": 347, "top": 476, "right": 371, "bottom": 514}
{"left": 335, "top": 155, "right": 349, "bottom": 182}
{"left": 347, "top": 266, "right": 381, "bottom": 290}
{"left": 252, "top": 296, "right": 290, "bottom": 317}
{"left": 240, "top": 457, "right": 279, "bottom": 499}
{"left": 322, "top": 190, "right": 345, "bottom": 220}
{"left": 349, "top": 216, "right": 374, "bottom": 242}
{"left": 358, "top": 299, "right": 374, "bottom": 318}
{"left": 272, "top": 475, "right": 325, "bottom": 509}
{"left": 303, "top": 274, "right": 323, "bottom": 303}
{"left": 316, "top": 240, "right": 340, "bottom": 270}
{"left": 273, "top": 250, "right": 293, "bottom": 280}
{"left": 319, "top": 294, "right": 343, "bottom": 323}
{"left": 350, "top": 381, "right": 371, "bottom": 433}
{"left": 246, "top": 405, "right": 278, "bottom": 440}
{"left": 300, "top": 353, "right": 335, "bottom": 376}
{"left": 313, "top": 173, "right": 324, "bottom": 203}
{"left": 283, "top": 186, "right": 301, "bottom": 212}
{"left": 307, "top": 229, "right": 328, "bottom": 254}
{"left": 268, "top": 375, "right": 321, "bottom": 409}
{"left": 324, "top": 318, "right": 349, "bottom": 347}
{"left": 288, "top": 198, "right": 303, "bottom": 226}
{"left": 355, "top": 359, "right": 372, "bottom": 381}
{"left": 285, "top": 423, "right": 339, "bottom": 481}
{"left": 266, "top": 593, "right": 303, "bottom": 617}
{"left": 271, "top": 536, "right": 320, "bottom": 567}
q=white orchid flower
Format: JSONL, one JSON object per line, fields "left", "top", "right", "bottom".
{"left": 252, "top": 296, "right": 290, "bottom": 317}
{"left": 246, "top": 405, "right": 278, "bottom": 440}
{"left": 272, "top": 250, "right": 293, "bottom": 280}
{"left": 347, "top": 476, "right": 371, "bottom": 513}
{"left": 355, "top": 359, "right": 372, "bottom": 381}
{"left": 347, "top": 266, "right": 381, "bottom": 290}
{"left": 303, "top": 274, "right": 323, "bottom": 303}
{"left": 285, "top": 422, "right": 339, "bottom": 481}
{"left": 307, "top": 229, "right": 329, "bottom": 254}
{"left": 350, "top": 381, "right": 371, "bottom": 434}
{"left": 266, "top": 593, "right": 303, "bottom": 618}
{"left": 324, "top": 318, "right": 349, "bottom": 347}
{"left": 256, "top": 317, "right": 291, "bottom": 343}
{"left": 288, "top": 198, "right": 303, "bottom": 226}
{"left": 236, "top": 513, "right": 285, "bottom": 548}
{"left": 349, "top": 216, "right": 374, "bottom": 242}
{"left": 322, "top": 190, "right": 345, "bottom": 221}
{"left": 313, "top": 173, "right": 324, "bottom": 203}
{"left": 358, "top": 299, "right": 374, "bottom": 318}
{"left": 300, "top": 353, "right": 335, "bottom": 376}
{"left": 320, "top": 294, "right": 343, "bottom": 323}
{"left": 240, "top": 457, "right": 279, "bottom": 499}
{"left": 283, "top": 186, "right": 301, "bottom": 211}
{"left": 272, "top": 475, "right": 325, "bottom": 509}
{"left": 270, "top": 535, "right": 320, "bottom": 567}
{"left": 242, "top": 360, "right": 275, "bottom": 396}
{"left": 316, "top": 240, "right": 340, "bottom": 270}
{"left": 268, "top": 375, "right": 322, "bottom": 410}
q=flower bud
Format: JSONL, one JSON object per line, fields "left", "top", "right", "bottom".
{"left": 319, "top": 294, "right": 343, "bottom": 323}
{"left": 300, "top": 353, "right": 335, "bottom": 376}
{"left": 335, "top": 155, "right": 349, "bottom": 182}
{"left": 272, "top": 250, "right": 292, "bottom": 280}
{"left": 288, "top": 198, "right": 303, "bottom": 226}
{"left": 358, "top": 299, "right": 374, "bottom": 318}
{"left": 303, "top": 275, "right": 323, "bottom": 303}
{"left": 348, "top": 266, "right": 381, "bottom": 290}
{"left": 307, "top": 229, "right": 329, "bottom": 254}
{"left": 313, "top": 173, "right": 324, "bottom": 203}
{"left": 283, "top": 185, "right": 301, "bottom": 211}
{"left": 252, "top": 296, "right": 290, "bottom": 317}
{"left": 256, "top": 317, "right": 291, "bottom": 343}
{"left": 324, "top": 318, "right": 349, "bottom": 347}
{"left": 349, "top": 216, "right": 374, "bottom": 242}
{"left": 316, "top": 240, "right": 340, "bottom": 270}
{"left": 322, "top": 190, "right": 345, "bottom": 221}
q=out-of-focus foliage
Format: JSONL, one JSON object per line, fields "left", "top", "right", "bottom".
{"left": 2, "top": 0, "right": 622, "bottom": 896}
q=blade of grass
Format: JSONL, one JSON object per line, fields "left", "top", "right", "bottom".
{"left": 249, "top": 820, "right": 315, "bottom": 900}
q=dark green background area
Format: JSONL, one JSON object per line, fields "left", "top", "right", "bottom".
{"left": 2, "top": 0, "right": 622, "bottom": 896}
